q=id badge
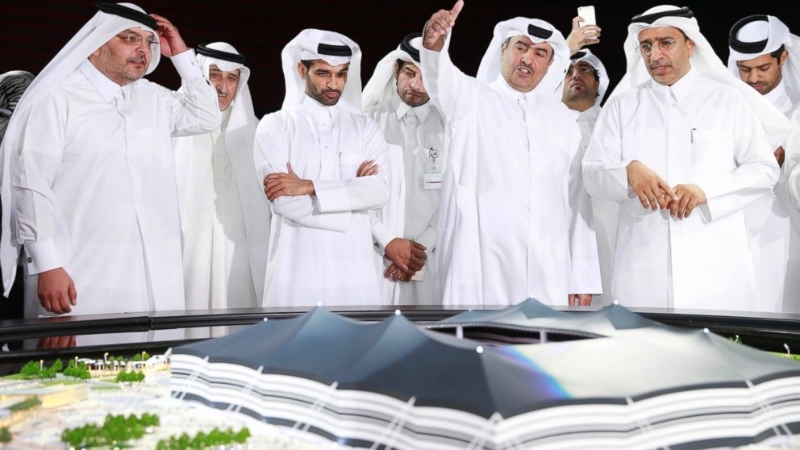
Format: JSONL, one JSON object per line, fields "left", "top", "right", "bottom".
{"left": 423, "top": 173, "right": 443, "bottom": 190}
{"left": 411, "top": 265, "right": 426, "bottom": 282}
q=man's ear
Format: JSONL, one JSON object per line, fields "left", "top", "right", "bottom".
{"left": 394, "top": 62, "right": 401, "bottom": 81}
{"left": 90, "top": 45, "right": 104, "bottom": 59}
{"left": 779, "top": 49, "right": 789, "bottom": 66}
{"left": 500, "top": 41, "right": 508, "bottom": 61}
{"left": 297, "top": 62, "right": 307, "bottom": 80}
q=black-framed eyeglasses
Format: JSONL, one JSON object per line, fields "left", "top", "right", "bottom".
{"left": 636, "top": 37, "right": 685, "bottom": 56}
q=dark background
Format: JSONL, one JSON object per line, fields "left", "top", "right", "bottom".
{"left": 1, "top": 1, "right": 798, "bottom": 116}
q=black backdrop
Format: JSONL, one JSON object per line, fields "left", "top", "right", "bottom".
{"left": 1, "top": 1, "right": 798, "bottom": 117}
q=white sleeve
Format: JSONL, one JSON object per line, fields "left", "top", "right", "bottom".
{"left": 781, "top": 108, "right": 800, "bottom": 208}
{"left": 420, "top": 33, "right": 483, "bottom": 124}
{"left": 698, "top": 97, "right": 779, "bottom": 222}
{"left": 567, "top": 121, "right": 602, "bottom": 295}
{"left": 165, "top": 49, "right": 222, "bottom": 137}
{"left": 581, "top": 99, "right": 635, "bottom": 202}
{"left": 13, "top": 94, "right": 66, "bottom": 274}
{"left": 313, "top": 119, "right": 390, "bottom": 213}
{"left": 254, "top": 114, "right": 351, "bottom": 232}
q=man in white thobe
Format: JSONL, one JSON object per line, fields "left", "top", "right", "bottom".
{"left": 561, "top": 49, "right": 616, "bottom": 305}
{"left": 255, "top": 29, "right": 390, "bottom": 308}
{"left": 362, "top": 33, "right": 445, "bottom": 305}
{"left": 174, "top": 42, "right": 269, "bottom": 310}
{"left": 582, "top": 5, "right": 785, "bottom": 311}
{"left": 0, "top": 3, "right": 221, "bottom": 317}
{"left": 727, "top": 15, "right": 800, "bottom": 312}
{"left": 422, "top": 1, "right": 601, "bottom": 307}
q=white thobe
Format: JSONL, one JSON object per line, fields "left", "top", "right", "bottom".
{"left": 783, "top": 109, "right": 800, "bottom": 312}
{"left": 13, "top": 54, "right": 221, "bottom": 317}
{"left": 178, "top": 108, "right": 263, "bottom": 310}
{"left": 255, "top": 95, "right": 390, "bottom": 307}
{"left": 582, "top": 68, "right": 779, "bottom": 311}
{"left": 366, "top": 93, "right": 446, "bottom": 305}
{"left": 765, "top": 79, "right": 800, "bottom": 118}
{"left": 577, "top": 104, "right": 619, "bottom": 306}
{"left": 420, "top": 44, "right": 601, "bottom": 307}
{"left": 750, "top": 79, "right": 800, "bottom": 312}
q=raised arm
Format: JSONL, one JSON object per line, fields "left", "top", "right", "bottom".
{"left": 150, "top": 14, "right": 221, "bottom": 136}
{"left": 420, "top": 0, "right": 479, "bottom": 123}
{"left": 422, "top": 0, "right": 464, "bottom": 52}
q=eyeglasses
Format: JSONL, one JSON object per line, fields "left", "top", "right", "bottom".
{"left": 566, "top": 66, "right": 595, "bottom": 77}
{"left": 116, "top": 33, "right": 159, "bottom": 48}
{"left": 636, "top": 37, "right": 685, "bottom": 56}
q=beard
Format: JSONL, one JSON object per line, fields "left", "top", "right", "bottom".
{"left": 565, "top": 85, "right": 595, "bottom": 102}
{"left": 398, "top": 87, "right": 429, "bottom": 107}
{"left": 306, "top": 78, "right": 341, "bottom": 106}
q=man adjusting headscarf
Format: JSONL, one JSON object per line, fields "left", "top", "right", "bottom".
{"left": 0, "top": 2, "right": 220, "bottom": 317}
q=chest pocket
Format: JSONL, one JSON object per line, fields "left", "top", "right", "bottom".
{"left": 691, "top": 129, "right": 734, "bottom": 171}
{"left": 133, "top": 125, "right": 171, "bottom": 170}
{"left": 339, "top": 152, "right": 365, "bottom": 179}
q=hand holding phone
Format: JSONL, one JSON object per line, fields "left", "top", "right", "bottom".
{"left": 567, "top": 6, "right": 601, "bottom": 55}
{"left": 577, "top": 6, "right": 596, "bottom": 26}
{"left": 577, "top": 6, "right": 597, "bottom": 36}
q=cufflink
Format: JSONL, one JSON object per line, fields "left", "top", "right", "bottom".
{"left": 26, "top": 257, "right": 33, "bottom": 263}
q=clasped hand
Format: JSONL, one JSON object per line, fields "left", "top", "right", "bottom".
{"left": 627, "top": 161, "right": 707, "bottom": 219}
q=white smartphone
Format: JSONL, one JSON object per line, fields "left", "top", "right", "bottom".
{"left": 577, "top": 6, "right": 596, "bottom": 26}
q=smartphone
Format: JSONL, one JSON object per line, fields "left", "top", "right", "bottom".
{"left": 577, "top": 6, "right": 597, "bottom": 37}
{"left": 577, "top": 6, "right": 596, "bottom": 26}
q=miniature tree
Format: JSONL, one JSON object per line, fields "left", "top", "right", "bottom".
{"left": 42, "top": 366, "right": 57, "bottom": 379}
{"left": 234, "top": 427, "right": 251, "bottom": 443}
{"left": 20, "top": 361, "right": 40, "bottom": 379}
{"left": 115, "top": 370, "right": 145, "bottom": 383}
{"left": 51, "top": 358, "right": 63, "bottom": 373}
{"left": 0, "top": 427, "right": 11, "bottom": 443}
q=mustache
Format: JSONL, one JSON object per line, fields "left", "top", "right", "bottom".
{"left": 569, "top": 79, "right": 586, "bottom": 87}
{"left": 514, "top": 62, "right": 534, "bottom": 72}
{"left": 322, "top": 89, "right": 341, "bottom": 96}
{"left": 403, "top": 88, "right": 424, "bottom": 96}
{"left": 648, "top": 61, "right": 671, "bottom": 70}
